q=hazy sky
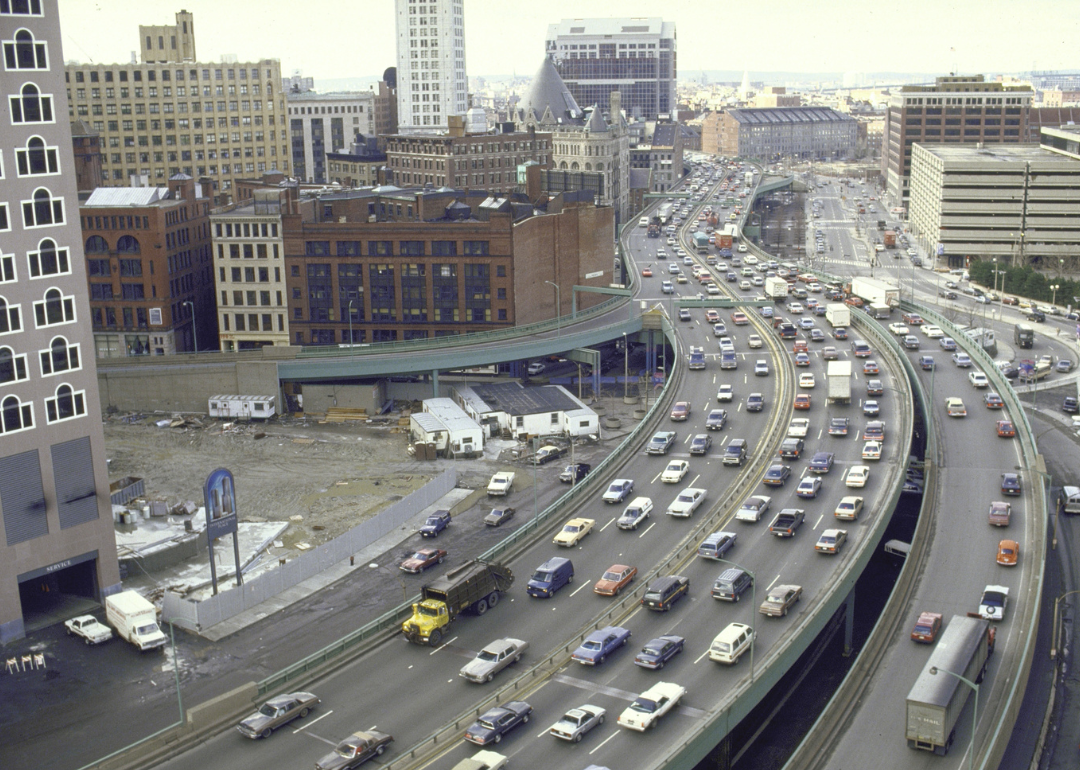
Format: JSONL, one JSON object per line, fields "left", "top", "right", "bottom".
{"left": 57, "top": 0, "right": 1077, "bottom": 82}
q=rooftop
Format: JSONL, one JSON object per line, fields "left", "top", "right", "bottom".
{"left": 916, "top": 143, "right": 1080, "bottom": 165}
{"left": 547, "top": 17, "right": 675, "bottom": 39}
{"left": 727, "top": 107, "right": 856, "bottom": 125}
{"left": 83, "top": 187, "right": 170, "bottom": 207}
{"left": 464, "top": 381, "right": 593, "bottom": 417}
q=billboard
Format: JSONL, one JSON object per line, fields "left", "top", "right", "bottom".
{"left": 204, "top": 467, "right": 239, "bottom": 541}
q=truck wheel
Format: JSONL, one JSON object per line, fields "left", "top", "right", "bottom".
{"left": 487, "top": 592, "right": 500, "bottom": 608}
{"left": 476, "top": 599, "right": 489, "bottom": 615}
{"left": 428, "top": 629, "right": 443, "bottom": 646}
{"left": 299, "top": 707, "right": 310, "bottom": 718}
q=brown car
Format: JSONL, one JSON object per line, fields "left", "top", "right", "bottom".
{"left": 910, "top": 612, "right": 943, "bottom": 644}
{"left": 399, "top": 547, "right": 447, "bottom": 574}
{"left": 237, "top": 692, "right": 320, "bottom": 739}
{"left": 315, "top": 730, "right": 393, "bottom": 770}
{"left": 997, "top": 539, "right": 1019, "bottom": 566}
{"left": 594, "top": 564, "right": 638, "bottom": 597}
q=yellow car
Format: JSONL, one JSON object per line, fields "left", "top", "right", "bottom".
{"left": 553, "top": 517, "right": 596, "bottom": 547}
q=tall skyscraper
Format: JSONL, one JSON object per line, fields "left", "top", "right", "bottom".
{"left": 1, "top": 0, "right": 121, "bottom": 643}
{"left": 545, "top": 18, "right": 676, "bottom": 121}
{"left": 394, "top": 0, "right": 469, "bottom": 134}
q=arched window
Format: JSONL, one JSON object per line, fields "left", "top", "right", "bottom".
{"left": 40, "top": 335, "right": 79, "bottom": 376}
{"left": 9, "top": 82, "right": 52, "bottom": 123}
{"left": 3, "top": 29, "right": 47, "bottom": 70}
{"left": 46, "top": 383, "right": 85, "bottom": 424}
{"left": 0, "top": 295, "right": 21, "bottom": 334}
{"left": 116, "top": 235, "right": 140, "bottom": 254}
{"left": 0, "top": 345, "right": 27, "bottom": 384}
{"left": 0, "top": 394, "right": 32, "bottom": 434}
{"left": 85, "top": 235, "right": 108, "bottom": 253}
{"left": 28, "top": 238, "right": 69, "bottom": 278}
{"left": 571, "top": 162, "right": 579, "bottom": 171}
{"left": 21, "top": 187, "right": 63, "bottom": 227}
{"left": 33, "top": 287, "right": 74, "bottom": 328}
{"left": 15, "top": 135, "right": 58, "bottom": 176}
{"left": 0, "top": 1, "right": 44, "bottom": 16}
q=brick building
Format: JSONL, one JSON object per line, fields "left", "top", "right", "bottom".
{"left": 79, "top": 175, "right": 214, "bottom": 355}
{"left": 69, "top": 119, "right": 102, "bottom": 194}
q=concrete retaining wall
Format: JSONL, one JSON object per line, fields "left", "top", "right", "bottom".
{"left": 98, "top": 358, "right": 282, "bottom": 414}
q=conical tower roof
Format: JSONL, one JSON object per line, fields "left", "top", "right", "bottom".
{"left": 520, "top": 57, "right": 583, "bottom": 124}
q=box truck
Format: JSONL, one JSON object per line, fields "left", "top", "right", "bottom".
{"left": 851, "top": 277, "right": 899, "bottom": 307}
{"left": 827, "top": 361, "right": 852, "bottom": 404}
{"left": 105, "top": 591, "right": 167, "bottom": 651}
{"left": 825, "top": 303, "right": 851, "bottom": 328}
{"left": 765, "top": 277, "right": 789, "bottom": 302}
{"left": 402, "top": 560, "right": 514, "bottom": 646}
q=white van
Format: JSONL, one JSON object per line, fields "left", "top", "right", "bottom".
{"left": 709, "top": 622, "right": 754, "bottom": 665}
{"left": 639, "top": 217, "right": 649, "bottom": 227}
{"left": 1061, "top": 486, "right": 1080, "bottom": 514}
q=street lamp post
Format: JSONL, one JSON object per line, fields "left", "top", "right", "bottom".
{"left": 929, "top": 666, "right": 978, "bottom": 770}
{"left": 623, "top": 332, "right": 630, "bottom": 402}
{"left": 183, "top": 300, "right": 197, "bottom": 353}
{"left": 1050, "top": 284, "right": 1060, "bottom": 311}
{"left": 713, "top": 557, "right": 756, "bottom": 682}
{"left": 544, "top": 280, "right": 561, "bottom": 338}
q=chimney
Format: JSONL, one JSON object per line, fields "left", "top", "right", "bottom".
{"left": 610, "top": 90, "right": 622, "bottom": 120}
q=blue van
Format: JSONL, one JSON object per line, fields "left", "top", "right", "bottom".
{"left": 527, "top": 557, "right": 574, "bottom": 598}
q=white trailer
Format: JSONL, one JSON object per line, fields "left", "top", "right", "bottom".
{"left": 208, "top": 395, "right": 277, "bottom": 420}
{"left": 827, "top": 361, "right": 852, "bottom": 404}
{"left": 851, "top": 277, "right": 899, "bottom": 307}
{"left": 824, "top": 303, "right": 850, "bottom": 328}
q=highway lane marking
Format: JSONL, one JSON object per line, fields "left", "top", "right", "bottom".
{"left": 813, "top": 514, "right": 824, "bottom": 530}
{"left": 570, "top": 581, "right": 593, "bottom": 597}
{"left": 817, "top": 429, "right": 823, "bottom": 440}
{"left": 639, "top": 522, "right": 657, "bottom": 538}
{"left": 299, "top": 730, "right": 341, "bottom": 747}
{"left": 689, "top": 474, "right": 701, "bottom": 487}
{"left": 693, "top": 646, "right": 712, "bottom": 664}
{"left": 766, "top": 574, "right": 780, "bottom": 591}
{"left": 853, "top": 430, "right": 861, "bottom": 441}
{"left": 589, "top": 730, "right": 621, "bottom": 754}
{"left": 293, "top": 709, "right": 334, "bottom": 733}
{"left": 683, "top": 434, "right": 692, "bottom": 444}
{"left": 429, "top": 636, "right": 458, "bottom": 655}
{"left": 599, "top": 516, "right": 617, "bottom": 532}
{"left": 650, "top": 470, "right": 663, "bottom": 484}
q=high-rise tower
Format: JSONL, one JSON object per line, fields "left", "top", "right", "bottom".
{"left": 394, "top": 0, "right": 469, "bottom": 133}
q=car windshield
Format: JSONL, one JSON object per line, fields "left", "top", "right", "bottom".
{"left": 631, "top": 698, "right": 659, "bottom": 714}
{"left": 602, "top": 571, "right": 622, "bottom": 581}
{"left": 582, "top": 640, "right": 603, "bottom": 651}
{"left": 410, "top": 552, "right": 428, "bottom": 560}
{"left": 477, "top": 649, "right": 499, "bottom": 662}
{"left": 258, "top": 704, "right": 277, "bottom": 717}
{"left": 531, "top": 571, "right": 553, "bottom": 583}
{"left": 983, "top": 593, "right": 1004, "bottom": 607}
{"left": 677, "top": 494, "right": 695, "bottom": 503}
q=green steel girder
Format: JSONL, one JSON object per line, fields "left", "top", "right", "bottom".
{"left": 572, "top": 285, "right": 631, "bottom": 315}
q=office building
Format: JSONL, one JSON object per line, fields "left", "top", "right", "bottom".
{"left": 69, "top": 119, "right": 102, "bottom": 194}
{"left": 394, "top": 0, "right": 469, "bottom": 133}
{"left": 881, "top": 75, "right": 1033, "bottom": 210}
{"left": 0, "top": 0, "right": 121, "bottom": 643}
{"left": 65, "top": 10, "right": 285, "bottom": 198}
{"left": 908, "top": 135, "right": 1080, "bottom": 270}
{"left": 715, "top": 107, "right": 857, "bottom": 161}
{"left": 326, "top": 134, "right": 390, "bottom": 188}
{"left": 629, "top": 121, "right": 683, "bottom": 193}
{"left": 545, "top": 17, "right": 676, "bottom": 120}
{"left": 79, "top": 174, "right": 214, "bottom": 355}
{"left": 210, "top": 188, "right": 291, "bottom": 350}
{"left": 286, "top": 90, "right": 376, "bottom": 183}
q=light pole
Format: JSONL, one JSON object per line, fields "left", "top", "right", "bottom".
{"left": 1050, "top": 284, "right": 1060, "bottom": 312}
{"left": 929, "top": 666, "right": 978, "bottom": 770}
{"left": 992, "top": 258, "right": 1001, "bottom": 321}
{"left": 1051, "top": 589, "right": 1080, "bottom": 659}
{"left": 167, "top": 619, "right": 185, "bottom": 723}
{"left": 347, "top": 299, "right": 354, "bottom": 346}
{"left": 713, "top": 557, "right": 756, "bottom": 682}
{"left": 623, "top": 332, "right": 630, "bottom": 402}
{"left": 183, "top": 300, "right": 197, "bottom": 353}
{"left": 544, "top": 280, "right": 561, "bottom": 338}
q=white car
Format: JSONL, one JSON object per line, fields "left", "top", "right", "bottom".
{"left": 717, "top": 384, "right": 734, "bottom": 401}
{"left": 861, "top": 441, "right": 882, "bottom": 460}
{"left": 661, "top": 460, "right": 690, "bottom": 484}
{"left": 888, "top": 323, "right": 910, "bottom": 336}
{"left": 737, "top": 244, "right": 748, "bottom": 253}
{"left": 666, "top": 487, "right": 707, "bottom": 517}
{"left": 799, "top": 373, "right": 816, "bottom": 389}
{"left": 452, "top": 751, "right": 508, "bottom": 770}
{"left": 969, "top": 371, "right": 989, "bottom": 388}
{"left": 921, "top": 325, "right": 945, "bottom": 339}
{"left": 618, "top": 681, "right": 686, "bottom": 731}
{"left": 735, "top": 495, "right": 771, "bottom": 522}
{"left": 788, "top": 418, "right": 810, "bottom": 438}
{"left": 846, "top": 465, "right": 870, "bottom": 488}
{"left": 527, "top": 362, "right": 546, "bottom": 375}
{"left": 748, "top": 334, "right": 763, "bottom": 348}
{"left": 548, "top": 704, "right": 606, "bottom": 743}
{"left": 707, "top": 284, "right": 721, "bottom": 295}
{"left": 553, "top": 517, "right": 595, "bottom": 547}
{"left": 978, "top": 584, "right": 1010, "bottom": 621}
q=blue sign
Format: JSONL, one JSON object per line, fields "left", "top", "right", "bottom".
{"left": 204, "top": 467, "right": 239, "bottom": 541}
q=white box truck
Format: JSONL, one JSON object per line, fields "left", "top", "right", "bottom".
{"left": 105, "top": 591, "right": 167, "bottom": 651}
{"left": 824, "top": 303, "right": 850, "bottom": 328}
{"left": 851, "top": 277, "right": 899, "bottom": 307}
{"left": 765, "top": 277, "right": 789, "bottom": 302}
{"left": 827, "top": 361, "right": 852, "bottom": 404}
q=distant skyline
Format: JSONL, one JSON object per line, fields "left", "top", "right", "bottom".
{"left": 57, "top": 0, "right": 1078, "bottom": 85}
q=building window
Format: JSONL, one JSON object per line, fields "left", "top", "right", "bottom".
{"left": 39, "top": 335, "right": 79, "bottom": 376}
{"left": 117, "top": 234, "right": 140, "bottom": 253}
{"left": 45, "top": 383, "right": 85, "bottom": 424}
{"left": 1, "top": 1, "right": 44, "bottom": 16}
{"left": 0, "top": 345, "right": 28, "bottom": 384}
{"left": 307, "top": 263, "right": 333, "bottom": 322}
{"left": 1, "top": 250, "right": 15, "bottom": 283}
{"left": 463, "top": 240, "right": 489, "bottom": 256}
{"left": 368, "top": 263, "right": 396, "bottom": 321}
{"left": 0, "top": 394, "right": 32, "bottom": 434}
{"left": 14, "top": 135, "right": 58, "bottom": 176}
{"left": 85, "top": 235, "right": 108, "bottom": 254}
{"left": 2, "top": 29, "right": 47, "bottom": 70}
{"left": 336, "top": 240, "right": 362, "bottom": 257}
{"left": 9, "top": 82, "right": 52, "bottom": 123}
{"left": 33, "top": 287, "right": 75, "bottom": 328}
{"left": 367, "top": 240, "right": 393, "bottom": 256}
{"left": 399, "top": 240, "right": 424, "bottom": 256}
{"left": 90, "top": 282, "right": 112, "bottom": 300}
{"left": 401, "top": 263, "right": 426, "bottom": 322}
{"left": 27, "top": 237, "right": 69, "bottom": 278}
{"left": 118, "top": 257, "right": 142, "bottom": 276}
{"left": 305, "top": 240, "right": 331, "bottom": 256}
{"left": 121, "top": 283, "right": 145, "bottom": 300}
{"left": 0, "top": 295, "right": 22, "bottom": 334}
{"left": 339, "top": 263, "right": 363, "bottom": 325}
{"left": 20, "top": 187, "right": 63, "bottom": 228}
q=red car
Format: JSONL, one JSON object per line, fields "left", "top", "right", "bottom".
{"left": 399, "top": 547, "right": 448, "bottom": 574}
{"left": 793, "top": 339, "right": 809, "bottom": 354}
{"left": 593, "top": 564, "right": 638, "bottom": 596}
{"left": 731, "top": 312, "right": 749, "bottom": 326}
{"left": 911, "top": 611, "right": 943, "bottom": 643}
{"left": 642, "top": 267, "right": 653, "bottom": 277}
{"left": 793, "top": 394, "right": 812, "bottom": 410}
{"left": 996, "top": 420, "right": 1016, "bottom": 438}
{"left": 844, "top": 296, "right": 864, "bottom": 308}
{"left": 670, "top": 401, "right": 691, "bottom": 421}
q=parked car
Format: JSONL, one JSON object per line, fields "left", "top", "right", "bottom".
{"left": 399, "top": 547, "right": 447, "bottom": 574}
{"left": 419, "top": 510, "right": 452, "bottom": 538}
{"left": 558, "top": 464, "right": 591, "bottom": 484}
{"left": 484, "top": 507, "right": 516, "bottom": 527}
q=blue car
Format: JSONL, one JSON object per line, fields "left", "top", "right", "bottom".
{"left": 940, "top": 337, "right": 957, "bottom": 351}
{"left": 808, "top": 452, "right": 834, "bottom": 474}
{"left": 633, "top": 635, "right": 685, "bottom": 670}
{"left": 571, "top": 626, "right": 632, "bottom": 666}
{"left": 464, "top": 701, "right": 533, "bottom": 746}
{"left": 799, "top": 318, "right": 815, "bottom": 329}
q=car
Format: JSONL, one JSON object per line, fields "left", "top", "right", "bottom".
{"left": 666, "top": 487, "right": 707, "bottom": 517}
{"left": 911, "top": 611, "right": 944, "bottom": 644}
{"left": 815, "top": 529, "right": 848, "bottom": 554}
{"left": 794, "top": 393, "right": 812, "bottom": 410}
{"left": 866, "top": 379, "right": 884, "bottom": 396}
{"left": 922, "top": 325, "right": 944, "bottom": 339}
{"left": 593, "top": 564, "right": 638, "bottom": 597}
{"left": 647, "top": 431, "right": 677, "bottom": 455}
{"left": 796, "top": 476, "right": 822, "bottom": 499}
{"left": 641, "top": 266, "right": 653, "bottom": 277}
{"left": 846, "top": 465, "right": 870, "bottom": 488}
{"left": 788, "top": 418, "right": 810, "bottom": 437}
{"left": 996, "top": 420, "right": 1016, "bottom": 438}
{"left": 1057, "top": 359, "right": 1075, "bottom": 373}
{"left": 820, "top": 347, "right": 839, "bottom": 364}
{"left": 863, "top": 400, "right": 879, "bottom": 417}
{"left": 788, "top": 302, "right": 804, "bottom": 315}
{"left": 558, "top": 464, "right": 591, "bottom": 484}
{"left": 661, "top": 280, "right": 674, "bottom": 294}
{"left": 833, "top": 326, "right": 849, "bottom": 340}
{"left": 829, "top": 417, "right": 850, "bottom": 436}
{"left": 1001, "top": 472, "right": 1022, "bottom": 496}
{"left": 1064, "top": 396, "right": 1080, "bottom": 414}
{"left": 795, "top": 352, "right": 811, "bottom": 366}
{"left": 661, "top": 460, "right": 690, "bottom": 484}
{"left": 689, "top": 433, "right": 713, "bottom": 455}
{"left": 712, "top": 321, "right": 728, "bottom": 336}
{"left": 747, "top": 393, "right": 766, "bottom": 412}
{"left": 803, "top": 451, "right": 832, "bottom": 474}
{"left": 888, "top": 322, "right": 910, "bottom": 336}
{"left": 698, "top": 531, "right": 738, "bottom": 560}
{"left": 982, "top": 392, "right": 1004, "bottom": 409}
{"left": 572, "top": 626, "right": 631, "bottom": 666}
{"left": 940, "top": 337, "right": 957, "bottom": 351}
{"left": 548, "top": 705, "right": 606, "bottom": 743}
{"left": 716, "top": 384, "right": 734, "bottom": 402}
{"left": 736, "top": 495, "right": 771, "bottom": 522}
{"left": 670, "top": 401, "right": 691, "bottom": 421}
{"left": 902, "top": 312, "right": 924, "bottom": 326}
{"left": 705, "top": 409, "right": 728, "bottom": 431}
{"left": 834, "top": 496, "right": 864, "bottom": 520}
{"left": 793, "top": 339, "right": 809, "bottom": 353}
{"left": 978, "top": 585, "right": 1010, "bottom": 621}
{"left": 459, "top": 638, "right": 529, "bottom": 683}
{"left": 799, "top": 373, "right": 817, "bottom": 389}
{"left": 603, "top": 479, "right": 635, "bottom": 503}
{"left": 618, "top": 681, "right": 686, "bottom": 731}
{"left": 799, "top": 318, "right": 815, "bottom": 330}
{"left": 731, "top": 311, "right": 749, "bottom": 325}
{"left": 668, "top": 262, "right": 679, "bottom": 274}
{"left": 633, "top": 636, "right": 686, "bottom": 670}
{"left": 952, "top": 352, "right": 972, "bottom": 367}
{"left": 763, "top": 464, "right": 791, "bottom": 486}
{"left": 314, "top": 731, "right": 394, "bottom": 770}
{"left": 759, "top": 584, "right": 803, "bottom": 617}
{"left": 748, "top": 333, "right": 763, "bottom": 348}
{"left": 419, "top": 510, "right": 452, "bottom": 537}
{"left": 864, "top": 421, "right": 885, "bottom": 440}
{"left": 553, "top": 517, "right": 595, "bottom": 546}
{"left": 527, "top": 362, "right": 546, "bottom": 376}
{"left": 941, "top": 395, "right": 968, "bottom": 418}
{"left": 399, "top": 547, "right": 448, "bottom": 574}
{"left": 902, "top": 335, "right": 920, "bottom": 350}
{"left": 863, "top": 360, "right": 880, "bottom": 375}
{"left": 755, "top": 360, "right": 770, "bottom": 376}
{"left": 918, "top": 355, "right": 935, "bottom": 370}
{"left": 675, "top": 273, "right": 688, "bottom": 284}
{"left": 678, "top": 308, "right": 692, "bottom": 322}
{"left": 237, "top": 692, "right": 321, "bottom": 739}
{"left": 465, "top": 702, "right": 533, "bottom": 745}
{"left": 997, "top": 539, "right": 1019, "bottom": 566}
{"left": 940, "top": 290, "right": 958, "bottom": 300}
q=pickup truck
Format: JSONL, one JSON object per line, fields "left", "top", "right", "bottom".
{"left": 419, "top": 509, "right": 452, "bottom": 537}
{"left": 65, "top": 615, "right": 114, "bottom": 645}
{"left": 769, "top": 509, "right": 805, "bottom": 537}
{"left": 487, "top": 471, "right": 515, "bottom": 496}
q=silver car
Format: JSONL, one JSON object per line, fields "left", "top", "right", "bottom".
{"left": 237, "top": 692, "right": 320, "bottom": 739}
{"left": 548, "top": 704, "right": 606, "bottom": 742}
{"left": 459, "top": 638, "right": 528, "bottom": 683}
